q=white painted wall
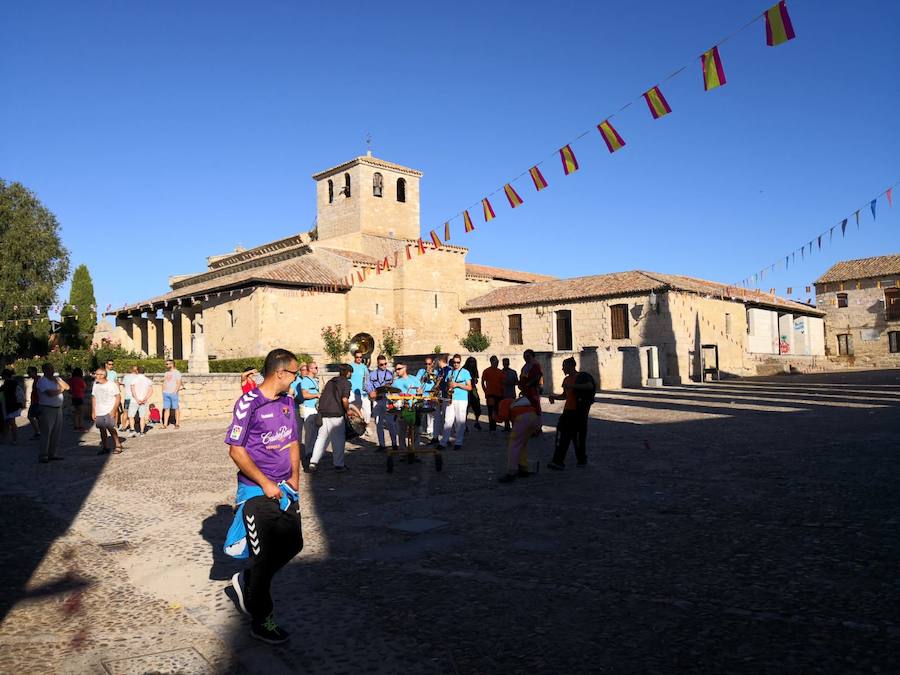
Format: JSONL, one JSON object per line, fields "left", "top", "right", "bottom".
{"left": 747, "top": 308, "right": 779, "bottom": 354}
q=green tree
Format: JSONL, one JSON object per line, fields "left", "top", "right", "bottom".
{"left": 460, "top": 329, "right": 491, "bottom": 353}
{"left": 0, "top": 180, "right": 70, "bottom": 356}
{"left": 60, "top": 264, "right": 97, "bottom": 348}
{"left": 380, "top": 327, "right": 402, "bottom": 361}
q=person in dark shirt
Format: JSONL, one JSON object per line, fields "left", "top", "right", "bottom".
{"left": 547, "top": 357, "right": 597, "bottom": 469}
{"left": 309, "top": 364, "right": 355, "bottom": 472}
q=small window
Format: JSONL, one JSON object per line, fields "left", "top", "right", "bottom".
{"left": 328, "top": 179, "right": 334, "bottom": 204}
{"left": 508, "top": 314, "right": 523, "bottom": 345}
{"left": 886, "top": 289, "right": 900, "bottom": 321}
{"left": 373, "top": 172, "right": 383, "bottom": 197}
{"left": 344, "top": 173, "right": 351, "bottom": 198}
{"left": 611, "top": 304, "right": 629, "bottom": 340}
{"left": 837, "top": 293, "right": 848, "bottom": 308}
{"left": 556, "top": 310, "right": 573, "bottom": 351}
{"left": 837, "top": 333, "right": 853, "bottom": 356}
{"left": 434, "top": 294, "right": 438, "bottom": 309}
{"left": 889, "top": 331, "right": 900, "bottom": 353}
{"left": 469, "top": 318, "right": 482, "bottom": 334}
{"left": 396, "top": 177, "right": 406, "bottom": 203}
{"left": 725, "top": 313, "right": 732, "bottom": 336}
{"left": 375, "top": 303, "right": 380, "bottom": 316}
{"left": 228, "top": 309, "right": 235, "bottom": 328}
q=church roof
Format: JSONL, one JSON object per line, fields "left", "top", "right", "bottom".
{"left": 463, "top": 269, "right": 824, "bottom": 316}
{"left": 815, "top": 254, "right": 900, "bottom": 284}
{"left": 465, "top": 263, "right": 556, "bottom": 284}
{"left": 312, "top": 155, "right": 423, "bottom": 181}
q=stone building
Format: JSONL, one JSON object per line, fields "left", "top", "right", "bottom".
{"left": 461, "top": 271, "right": 825, "bottom": 388}
{"left": 815, "top": 254, "right": 900, "bottom": 368}
{"left": 100, "top": 154, "right": 553, "bottom": 360}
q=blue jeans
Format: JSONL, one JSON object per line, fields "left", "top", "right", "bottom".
{"left": 163, "top": 392, "right": 179, "bottom": 409}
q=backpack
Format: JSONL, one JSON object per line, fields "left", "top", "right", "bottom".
{"left": 574, "top": 372, "right": 597, "bottom": 408}
{"left": 15, "top": 383, "right": 25, "bottom": 407}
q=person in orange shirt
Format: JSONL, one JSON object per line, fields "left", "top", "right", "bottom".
{"left": 496, "top": 386, "right": 541, "bottom": 484}
{"left": 480, "top": 356, "right": 504, "bottom": 432}
{"left": 546, "top": 357, "right": 596, "bottom": 470}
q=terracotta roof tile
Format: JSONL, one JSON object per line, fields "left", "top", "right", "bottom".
{"left": 465, "top": 263, "right": 556, "bottom": 284}
{"left": 815, "top": 254, "right": 900, "bottom": 283}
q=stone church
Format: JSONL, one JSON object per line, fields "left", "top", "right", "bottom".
{"left": 101, "top": 153, "right": 553, "bottom": 361}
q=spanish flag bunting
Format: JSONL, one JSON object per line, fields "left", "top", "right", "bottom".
{"left": 559, "top": 144, "right": 579, "bottom": 175}
{"left": 765, "top": 1, "right": 796, "bottom": 47}
{"left": 817, "top": 235, "right": 822, "bottom": 250}
{"left": 855, "top": 210, "right": 860, "bottom": 228}
{"left": 787, "top": 286, "right": 793, "bottom": 295}
{"left": 887, "top": 188, "right": 893, "bottom": 207}
{"left": 464, "top": 210, "right": 475, "bottom": 232}
{"left": 642, "top": 86, "right": 672, "bottom": 119}
{"left": 376, "top": 260, "right": 382, "bottom": 275}
{"left": 430, "top": 230, "right": 442, "bottom": 248}
{"left": 700, "top": 46, "right": 726, "bottom": 91}
{"left": 841, "top": 218, "right": 847, "bottom": 236}
{"left": 444, "top": 221, "right": 451, "bottom": 241}
{"left": 504, "top": 183, "right": 523, "bottom": 208}
{"left": 417, "top": 237, "right": 426, "bottom": 254}
{"left": 405, "top": 244, "right": 412, "bottom": 260}
{"left": 481, "top": 198, "right": 495, "bottom": 222}
{"left": 529, "top": 165, "right": 548, "bottom": 191}
{"left": 357, "top": 270, "right": 364, "bottom": 283}
{"left": 597, "top": 120, "right": 626, "bottom": 153}
{"left": 382, "top": 255, "right": 391, "bottom": 271}
{"left": 870, "top": 199, "right": 877, "bottom": 220}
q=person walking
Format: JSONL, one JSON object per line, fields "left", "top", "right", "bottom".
{"left": 497, "top": 386, "right": 542, "bottom": 483}
{"left": 1, "top": 369, "right": 25, "bottom": 445}
{"left": 481, "top": 356, "right": 504, "bottom": 432}
{"left": 462, "top": 356, "right": 482, "bottom": 431}
{"left": 91, "top": 367, "right": 122, "bottom": 454}
{"left": 297, "top": 362, "right": 321, "bottom": 458}
{"left": 161, "top": 359, "right": 184, "bottom": 429}
{"left": 225, "top": 348, "right": 302, "bottom": 645}
{"left": 501, "top": 358, "right": 518, "bottom": 432}
{"left": 68, "top": 368, "right": 87, "bottom": 432}
{"left": 439, "top": 354, "right": 472, "bottom": 450}
{"left": 349, "top": 350, "right": 371, "bottom": 423}
{"left": 129, "top": 366, "right": 154, "bottom": 436}
{"left": 36, "top": 363, "right": 68, "bottom": 463}
{"left": 365, "top": 354, "right": 396, "bottom": 453}
{"left": 547, "top": 357, "right": 597, "bottom": 470}
{"left": 25, "top": 366, "right": 41, "bottom": 440}
{"left": 308, "top": 364, "right": 355, "bottom": 472}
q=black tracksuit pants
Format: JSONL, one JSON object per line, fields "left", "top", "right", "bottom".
{"left": 552, "top": 409, "right": 589, "bottom": 466}
{"left": 242, "top": 494, "right": 303, "bottom": 621}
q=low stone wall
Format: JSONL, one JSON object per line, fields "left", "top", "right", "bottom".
{"left": 142, "top": 373, "right": 242, "bottom": 419}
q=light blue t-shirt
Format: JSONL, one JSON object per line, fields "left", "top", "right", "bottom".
{"left": 448, "top": 368, "right": 471, "bottom": 402}
{"left": 393, "top": 375, "right": 421, "bottom": 395}
{"left": 416, "top": 368, "right": 437, "bottom": 394}
{"left": 350, "top": 363, "right": 369, "bottom": 394}
{"left": 299, "top": 376, "right": 320, "bottom": 409}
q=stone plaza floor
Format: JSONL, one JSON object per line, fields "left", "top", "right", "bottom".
{"left": 1, "top": 370, "right": 899, "bottom": 674}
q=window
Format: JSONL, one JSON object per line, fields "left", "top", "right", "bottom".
{"left": 886, "top": 289, "right": 900, "bottom": 321}
{"left": 227, "top": 309, "right": 235, "bottom": 328}
{"left": 375, "top": 303, "right": 380, "bottom": 315}
{"left": 508, "top": 314, "right": 523, "bottom": 345}
{"left": 725, "top": 313, "right": 732, "bottom": 336}
{"left": 396, "top": 177, "right": 406, "bottom": 203}
{"left": 837, "top": 292, "right": 848, "bottom": 308}
{"left": 611, "top": 304, "right": 629, "bottom": 340}
{"left": 328, "top": 179, "right": 334, "bottom": 204}
{"left": 556, "top": 310, "right": 573, "bottom": 351}
{"left": 469, "top": 318, "right": 482, "bottom": 334}
{"left": 373, "top": 172, "right": 383, "bottom": 197}
{"left": 434, "top": 294, "right": 438, "bottom": 309}
{"left": 837, "top": 333, "right": 853, "bottom": 356}
{"left": 344, "top": 173, "right": 351, "bottom": 198}
{"left": 889, "top": 331, "right": 900, "bottom": 353}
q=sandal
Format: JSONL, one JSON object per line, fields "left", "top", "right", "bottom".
{"left": 112, "top": 448, "right": 124, "bottom": 454}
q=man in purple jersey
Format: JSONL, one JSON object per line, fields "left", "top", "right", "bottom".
{"left": 225, "top": 348, "right": 302, "bottom": 645}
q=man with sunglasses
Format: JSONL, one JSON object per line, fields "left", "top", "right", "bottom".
{"left": 226, "top": 348, "right": 302, "bottom": 645}
{"left": 365, "top": 354, "right": 397, "bottom": 453}
{"left": 439, "top": 354, "right": 472, "bottom": 451}
{"left": 349, "top": 351, "right": 371, "bottom": 423}
{"left": 392, "top": 363, "right": 422, "bottom": 462}
{"left": 415, "top": 357, "right": 438, "bottom": 442}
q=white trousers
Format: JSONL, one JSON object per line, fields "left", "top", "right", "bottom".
{"left": 372, "top": 398, "right": 397, "bottom": 448}
{"left": 310, "top": 416, "right": 346, "bottom": 467}
{"left": 300, "top": 407, "right": 319, "bottom": 456}
{"left": 441, "top": 399, "right": 468, "bottom": 447}
{"left": 352, "top": 391, "right": 372, "bottom": 423}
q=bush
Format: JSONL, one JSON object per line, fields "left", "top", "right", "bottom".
{"left": 321, "top": 325, "right": 351, "bottom": 364}
{"left": 460, "top": 329, "right": 491, "bottom": 353}
{"left": 13, "top": 350, "right": 93, "bottom": 376}
{"left": 209, "top": 353, "right": 313, "bottom": 374}
{"left": 381, "top": 327, "right": 402, "bottom": 361}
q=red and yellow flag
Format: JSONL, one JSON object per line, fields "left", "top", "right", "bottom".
{"left": 887, "top": 188, "right": 893, "bottom": 208}
{"left": 444, "top": 221, "right": 451, "bottom": 241}
{"left": 357, "top": 270, "right": 364, "bottom": 283}
{"left": 376, "top": 260, "right": 382, "bottom": 275}
{"left": 429, "top": 230, "right": 442, "bottom": 248}
{"left": 463, "top": 210, "right": 475, "bottom": 232}
{"left": 597, "top": 120, "right": 626, "bottom": 153}
{"left": 405, "top": 244, "right": 412, "bottom": 260}
{"left": 529, "top": 166, "right": 548, "bottom": 191}
{"left": 559, "top": 145, "right": 578, "bottom": 175}
{"left": 482, "top": 198, "right": 495, "bottom": 222}
{"left": 765, "top": 1, "right": 796, "bottom": 47}
{"left": 417, "top": 238, "right": 426, "bottom": 254}
{"left": 701, "top": 46, "right": 726, "bottom": 91}
{"left": 382, "top": 255, "right": 391, "bottom": 271}
{"left": 504, "top": 183, "right": 523, "bottom": 208}
{"left": 642, "top": 85, "right": 672, "bottom": 119}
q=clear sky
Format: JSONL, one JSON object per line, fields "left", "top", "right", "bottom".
{"left": 2, "top": 0, "right": 898, "bottom": 313}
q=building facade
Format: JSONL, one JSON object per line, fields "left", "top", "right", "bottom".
{"left": 815, "top": 254, "right": 900, "bottom": 368}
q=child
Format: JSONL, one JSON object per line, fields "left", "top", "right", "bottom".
{"left": 148, "top": 403, "right": 162, "bottom": 425}
{"left": 68, "top": 367, "right": 87, "bottom": 431}
{"left": 1, "top": 370, "right": 26, "bottom": 445}
{"left": 496, "top": 386, "right": 542, "bottom": 484}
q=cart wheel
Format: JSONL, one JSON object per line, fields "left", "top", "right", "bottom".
{"left": 434, "top": 454, "right": 443, "bottom": 472}
{"left": 386, "top": 456, "right": 394, "bottom": 473}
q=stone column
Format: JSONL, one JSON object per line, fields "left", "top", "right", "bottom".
{"left": 146, "top": 316, "right": 159, "bottom": 357}
{"left": 188, "top": 311, "right": 209, "bottom": 374}
{"left": 162, "top": 312, "right": 175, "bottom": 360}
{"left": 133, "top": 315, "right": 148, "bottom": 356}
{"left": 178, "top": 310, "right": 193, "bottom": 361}
{"left": 116, "top": 316, "right": 135, "bottom": 352}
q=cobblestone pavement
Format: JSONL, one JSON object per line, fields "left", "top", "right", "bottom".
{"left": 1, "top": 370, "right": 899, "bottom": 674}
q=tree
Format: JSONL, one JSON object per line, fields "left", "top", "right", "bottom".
{"left": 380, "top": 327, "right": 402, "bottom": 361}
{"left": 460, "top": 329, "right": 491, "bottom": 353}
{"left": 60, "top": 264, "right": 97, "bottom": 348}
{"left": 321, "top": 324, "right": 351, "bottom": 364}
{"left": 0, "top": 180, "right": 70, "bottom": 356}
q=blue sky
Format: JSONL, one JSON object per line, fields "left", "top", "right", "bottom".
{"left": 2, "top": 0, "right": 898, "bottom": 313}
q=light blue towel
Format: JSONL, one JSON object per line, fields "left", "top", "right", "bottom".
{"left": 223, "top": 481, "right": 298, "bottom": 559}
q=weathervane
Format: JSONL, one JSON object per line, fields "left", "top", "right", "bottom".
{"left": 365, "top": 132, "right": 372, "bottom": 156}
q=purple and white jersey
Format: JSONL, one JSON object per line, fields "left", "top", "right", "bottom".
{"left": 225, "top": 388, "right": 297, "bottom": 486}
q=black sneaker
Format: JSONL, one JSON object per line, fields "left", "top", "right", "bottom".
{"left": 250, "top": 614, "right": 289, "bottom": 645}
{"left": 376, "top": 446, "right": 386, "bottom": 453}
{"left": 517, "top": 467, "right": 532, "bottom": 477}
{"left": 308, "top": 463, "right": 318, "bottom": 473}
{"left": 333, "top": 465, "right": 350, "bottom": 472}
{"left": 547, "top": 462, "right": 564, "bottom": 471}
{"left": 230, "top": 571, "right": 250, "bottom": 616}
{"left": 497, "top": 474, "right": 516, "bottom": 484}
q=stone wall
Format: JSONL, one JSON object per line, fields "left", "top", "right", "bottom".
{"left": 141, "top": 373, "right": 243, "bottom": 419}
{"left": 816, "top": 282, "right": 900, "bottom": 368}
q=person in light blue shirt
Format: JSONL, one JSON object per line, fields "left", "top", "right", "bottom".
{"left": 348, "top": 350, "right": 371, "bottom": 422}
{"left": 365, "top": 354, "right": 396, "bottom": 451}
{"left": 440, "top": 354, "right": 472, "bottom": 449}
{"left": 415, "top": 356, "right": 439, "bottom": 442}
{"left": 297, "top": 362, "right": 321, "bottom": 458}
{"left": 391, "top": 363, "right": 422, "bottom": 458}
